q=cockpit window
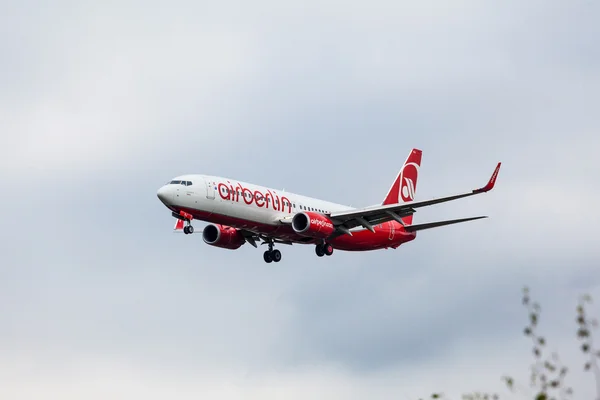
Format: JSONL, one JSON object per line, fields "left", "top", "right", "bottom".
{"left": 170, "top": 180, "right": 181, "bottom": 184}
{"left": 186, "top": 181, "right": 192, "bottom": 186}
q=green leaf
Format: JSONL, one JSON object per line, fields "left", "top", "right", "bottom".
{"left": 531, "top": 313, "right": 538, "bottom": 325}
{"left": 582, "top": 343, "right": 590, "bottom": 353}
{"left": 578, "top": 328, "right": 590, "bottom": 338}
{"left": 538, "top": 337, "right": 546, "bottom": 346}
{"left": 535, "top": 392, "right": 548, "bottom": 400}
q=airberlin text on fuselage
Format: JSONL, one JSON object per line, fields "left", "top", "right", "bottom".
{"left": 218, "top": 181, "right": 292, "bottom": 213}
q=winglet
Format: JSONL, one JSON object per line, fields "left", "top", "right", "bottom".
{"left": 473, "top": 162, "right": 501, "bottom": 193}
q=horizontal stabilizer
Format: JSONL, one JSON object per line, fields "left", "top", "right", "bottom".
{"left": 404, "top": 216, "right": 487, "bottom": 232}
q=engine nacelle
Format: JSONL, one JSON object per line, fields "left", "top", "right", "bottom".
{"left": 292, "top": 212, "right": 335, "bottom": 239}
{"left": 202, "top": 224, "right": 245, "bottom": 250}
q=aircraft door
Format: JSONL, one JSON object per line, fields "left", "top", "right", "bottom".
{"left": 388, "top": 221, "right": 395, "bottom": 241}
{"left": 205, "top": 179, "right": 215, "bottom": 200}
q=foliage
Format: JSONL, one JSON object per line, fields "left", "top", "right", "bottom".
{"left": 422, "top": 287, "right": 600, "bottom": 400}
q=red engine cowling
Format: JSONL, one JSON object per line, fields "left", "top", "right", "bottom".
{"left": 292, "top": 212, "right": 335, "bottom": 239}
{"left": 202, "top": 224, "right": 245, "bottom": 249}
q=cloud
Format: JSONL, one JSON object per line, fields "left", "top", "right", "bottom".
{"left": 1, "top": 0, "right": 600, "bottom": 399}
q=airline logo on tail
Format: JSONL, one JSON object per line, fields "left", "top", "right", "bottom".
{"left": 400, "top": 162, "right": 419, "bottom": 202}
{"left": 383, "top": 148, "right": 422, "bottom": 206}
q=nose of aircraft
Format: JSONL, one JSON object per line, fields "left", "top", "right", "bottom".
{"left": 157, "top": 185, "right": 172, "bottom": 205}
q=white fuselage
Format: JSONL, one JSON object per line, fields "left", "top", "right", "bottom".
{"left": 157, "top": 174, "right": 355, "bottom": 230}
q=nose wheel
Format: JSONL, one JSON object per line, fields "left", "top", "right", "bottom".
{"left": 176, "top": 211, "right": 194, "bottom": 235}
{"left": 263, "top": 240, "right": 282, "bottom": 263}
{"left": 316, "top": 243, "right": 334, "bottom": 257}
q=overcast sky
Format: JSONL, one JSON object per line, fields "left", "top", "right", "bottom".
{"left": 1, "top": 0, "right": 600, "bottom": 399}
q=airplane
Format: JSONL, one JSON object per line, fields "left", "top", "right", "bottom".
{"left": 156, "top": 148, "right": 501, "bottom": 263}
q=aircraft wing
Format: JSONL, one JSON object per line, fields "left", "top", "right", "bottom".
{"left": 327, "top": 162, "right": 501, "bottom": 233}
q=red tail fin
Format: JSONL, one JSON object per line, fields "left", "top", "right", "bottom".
{"left": 382, "top": 148, "right": 422, "bottom": 225}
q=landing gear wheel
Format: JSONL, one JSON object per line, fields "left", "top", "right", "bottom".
{"left": 263, "top": 251, "right": 273, "bottom": 263}
{"left": 315, "top": 244, "right": 325, "bottom": 257}
{"left": 187, "top": 225, "right": 194, "bottom": 234}
{"left": 183, "top": 226, "right": 189, "bottom": 234}
{"left": 271, "top": 249, "right": 282, "bottom": 263}
{"left": 324, "top": 243, "right": 334, "bottom": 256}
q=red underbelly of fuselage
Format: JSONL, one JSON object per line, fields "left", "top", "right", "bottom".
{"left": 176, "top": 206, "right": 416, "bottom": 251}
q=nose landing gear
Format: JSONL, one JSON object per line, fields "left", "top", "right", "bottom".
{"left": 174, "top": 211, "right": 194, "bottom": 235}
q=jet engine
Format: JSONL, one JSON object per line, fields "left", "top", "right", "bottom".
{"left": 292, "top": 212, "right": 336, "bottom": 239}
{"left": 202, "top": 224, "right": 245, "bottom": 249}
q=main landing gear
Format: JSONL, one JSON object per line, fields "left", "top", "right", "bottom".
{"left": 183, "top": 224, "right": 194, "bottom": 235}
{"left": 315, "top": 242, "right": 334, "bottom": 257}
{"left": 263, "top": 240, "right": 282, "bottom": 263}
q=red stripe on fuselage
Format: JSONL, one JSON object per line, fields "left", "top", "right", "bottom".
{"left": 174, "top": 206, "right": 417, "bottom": 251}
